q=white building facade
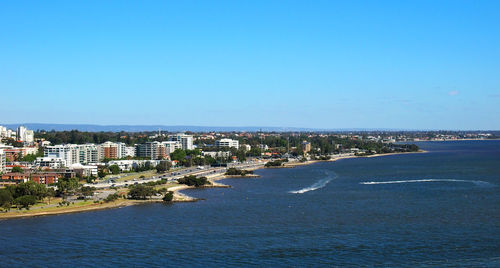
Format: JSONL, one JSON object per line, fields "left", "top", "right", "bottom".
{"left": 161, "top": 141, "right": 182, "bottom": 154}
{"left": 0, "top": 149, "right": 5, "bottom": 173}
{"left": 44, "top": 144, "right": 99, "bottom": 166}
{"left": 216, "top": 138, "right": 239, "bottom": 149}
{"left": 168, "top": 133, "right": 194, "bottom": 150}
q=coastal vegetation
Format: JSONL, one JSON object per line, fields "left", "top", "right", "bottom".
{"left": 0, "top": 181, "right": 54, "bottom": 211}
{"left": 105, "top": 193, "right": 120, "bottom": 202}
{"left": 162, "top": 191, "right": 174, "bottom": 202}
{"left": 225, "top": 168, "right": 254, "bottom": 176}
{"left": 177, "top": 175, "right": 210, "bottom": 187}
{"left": 127, "top": 185, "right": 156, "bottom": 200}
{"left": 265, "top": 160, "right": 287, "bottom": 167}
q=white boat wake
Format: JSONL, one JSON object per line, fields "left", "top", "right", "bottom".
{"left": 289, "top": 171, "right": 337, "bottom": 194}
{"left": 360, "top": 179, "right": 494, "bottom": 187}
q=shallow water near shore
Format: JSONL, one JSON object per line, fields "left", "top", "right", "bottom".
{"left": 1, "top": 140, "right": 500, "bottom": 267}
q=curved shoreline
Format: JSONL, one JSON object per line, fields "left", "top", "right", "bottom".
{"left": 174, "top": 150, "right": 426, "bottom": 200}
{"left": 0, "top": 150, "right": 425, "bottom": 220}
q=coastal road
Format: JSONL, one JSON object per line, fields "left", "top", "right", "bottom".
{"left": 84, "top": 160, "right": 267, "bottom": 189}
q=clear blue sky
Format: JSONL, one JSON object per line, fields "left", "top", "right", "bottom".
{"left": 1, "top": 0, "right": 499, "bottom": 130}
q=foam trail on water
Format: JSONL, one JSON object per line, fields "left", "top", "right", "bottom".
{"left": 289, "top": 171, "right": 337, "bottom": 194}
{"left": 360, "top": 179, "right": 494, "bottom": 187}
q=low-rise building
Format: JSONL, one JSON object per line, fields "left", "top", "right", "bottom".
{"left": 108, "top": 159, "right": 161, "bottom": 172}
{"left": 31, "top": 173, "right": 60, "bottom": 184}
{"left": 202, "top": 151, "right": 231, "bottom": 158}
{"left": 69, "top": 163, "right": 98, "bottom": 177}
{"left": 35, "top": 157, "right": 66, "bottom": 169}
{"left": 0, "top": 172, "right": 30, "bottom": 186}
{"left": 2, "top": 147, "right": 38, "bottom": 161}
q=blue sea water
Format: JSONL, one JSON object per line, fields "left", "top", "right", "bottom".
{"left": 1, "top": 140, "right": 500, "bottom": 267}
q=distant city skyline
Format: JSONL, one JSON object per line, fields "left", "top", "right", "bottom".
{"left": 1, "top": 1, "right": 499, "bottom": 130}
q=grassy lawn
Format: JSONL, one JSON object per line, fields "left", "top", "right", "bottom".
{"left": 7, "top": 200, "right": 96, "bottom": 214}
{"left": 106, "top": 170, "right": 158, "bottom": 182}
{"left": 155, "top": 182, "right": 180, "bottom": 191}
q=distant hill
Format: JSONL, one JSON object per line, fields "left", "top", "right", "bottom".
{"left": 0, "top": 123, "right": 323, "bottom": 132}
{"left": 4, "top": 123, "right": 490, "bottom": 133}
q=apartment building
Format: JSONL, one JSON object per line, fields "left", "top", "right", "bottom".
{"left": 136, "top": 142, "right": 167, "bottom": 160}
{"left": 161, "top": 141, "right": 182, "bottom": 154}
{"left": 16, "top": 126, "right": 34, "bottom": 143}
{"left": 77, "top": 144, "right": 99, "bottom": 164}
{"left": 216, "top": 138, "right": 239, "bottom": 149}
{"left": 168, "top": 133, "right": 194, "bottom": 150}
{"left": 35, "top": 157, "right": 66, "bottom": 169}
{"left": 31, "top": 173, "right": 60, "bottom": 184}
{"left": 2, "top": 147, "right": 38, "bottom": 161}
{"left": 98, "top": 141, "right": 127, "bottom": 160}
{"left": 124, "top": 146, "right": 136, "bottom": 157}
{"left": 44, "top": 144, "right": 99, "bottom": 166}
{"left": 45, "top": 144, "right": 79, "bottom": 166}
{"left": 0, "top": 149, "right": 5, "bottom": 173}
{"left": 0, "top": 172, "right": 30, "bottom": 186}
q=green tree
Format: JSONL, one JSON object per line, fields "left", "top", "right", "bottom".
{"left": 128, "top": 185, "right": 155, "bottom": 200}
{"left": 80, "top": 186, "right": 96, "bottom": 197}
{"left": 15, "top": 181, "right": 48, "bottom": 201}
{"left": 0, "top": 189, "right": 14, "bottom": 211}
{"left": 177, "top": 175, "right": 210, "bottom": 187}
{"left": 236, "top": 148, "right": 247, "bottom": 162}
{"left": 156, "top": 160, "right": 172, "bottom": 173}
{"left": 108, "top": 165, "right": 120, "bottom": 175}
{"left": 105, "top": 193, "right": 119, "bottom": 202}
{"left": 57, "top": 177, "right": 80, "bottom": 197}
{"left": 14, "top": 195, "right": 37, "bottom": 210}
{"left": 250, "top": 147, "right": 261, "bottom": 157}
{"left": 162, "top": 191, "right": 174, "bottom": 202}
{"left": 98, "top": 170, "right": 108, "bottom": 178}
{"left": 20, "top": 154, "right": 37, "bottom": 162}
{"left": 11, "top": 166, "right": 24, "bottom": 173}
{"left": 170, "top": 149, "right": 187, "bottom": 162}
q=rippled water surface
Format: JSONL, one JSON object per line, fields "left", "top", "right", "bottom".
{"left": 1, "top": 140, "right": 500, "bottom": 267}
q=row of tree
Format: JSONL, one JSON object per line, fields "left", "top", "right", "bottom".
{"left": 177, "top": 175, "right": 210, "bottom": 187}
{"left": 225, "top": 168, "right": 254, "bottom": 176}
{"left": 0, "top": 182, "right": 55, "bottom": 210}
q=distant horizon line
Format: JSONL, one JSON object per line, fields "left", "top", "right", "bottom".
{"left": 1, "top": 123, "right": 498, "bottom": 132}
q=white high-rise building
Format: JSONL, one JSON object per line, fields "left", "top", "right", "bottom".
{"left": 78, "top": 144, "right": 99, "bottom": 164}
{"left": 216, "top": 138, "right": 239, "bottom": 149}
{"left": 168, "top": 133, "right": 194, "bottom": 150}
{"left": 0, "top": 149, "right": 5, "bottom": 173}
{"left": 17, "top": 126, "right": 26, "bottom": 141}
{"left": 24, "top": 130, "right": 34, "bottom": 143}
{"left": 13, "top": 126, "right": 34, "bottom": 143}
{"left": 125, "top": 146, "right": 136, "bottom": 157}
{"left": 0, "top": 126, "right": 7, "bottom": 138}
{"left": 98, "top": 141, "right": 127, "bottom": 160}
{"left": 45, "top": 144, "right": 79, "bottom": 166}
{"left": 44, "top": 144, "right": 99, "bottom": 166}
{"left": 161, "top": 141, "right": 182, "bottom": 154}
